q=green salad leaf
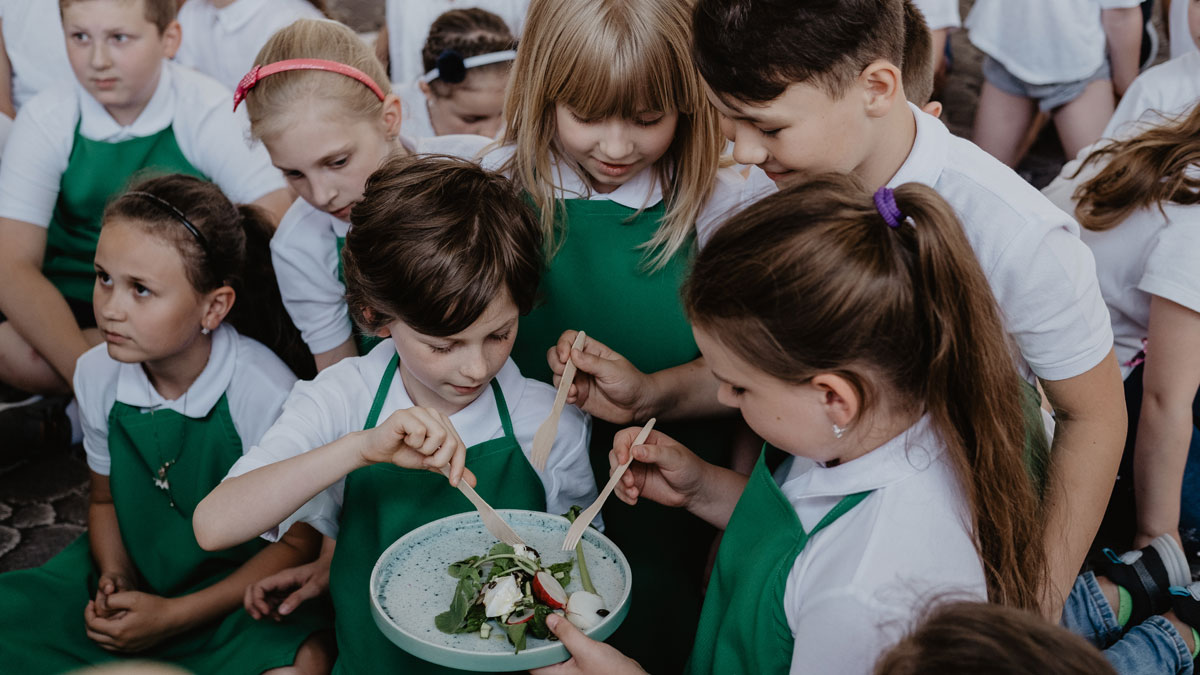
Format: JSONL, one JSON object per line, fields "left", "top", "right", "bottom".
{"left": 434, "top": 574, "right": 482, "bottom": 633}
{"left": 503, "top": 622, "right": 528, "bottom": 653}
{"left": 548, "top": 560, "right": 573, "bottom": 588}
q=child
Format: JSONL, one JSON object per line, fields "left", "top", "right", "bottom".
{"left": 1103, "top": 24, "right": 1200, "bottom": 140}
{"left": 193, "top": 155, "right": 598, "bottom": 673}
{"left": 239, "top": 18, "right": 491, "bottom": 372}
{"left": 0, "top": 0, "right": 291, "bottom": 402}
{"left": 910, "top": 0, "right": 959, "bottom": 97}
{"left": 174, "top": 0, "right": 326, "bottom": 92}
{"left": 0, "top": 174, "right": 329, "bottom": 674}
{"left": 966, "top": 0, "right": 1144, "bottom": 166}
{"left": 0, "top": 0, "right": 72, "bottom": 120}
{"left": 903, "top": 0, "right": 944, "bottom": 117}
{"left": 687, "top": 0, "right": 1127, "bottom": 620}
{"left": 532, "top": 175, "right": 1046, "bottom": 674}
{"left": 383, "top": 0, "right": 527, "bottom": 83}
{"left": 486, "top": 0, "right": 773, "bottom": 668}
{"left": 399, "top": 8, "right": 516, "bottom": 139}
{"left": 1170, "top": 0, "right": 1200, "bottom": 58}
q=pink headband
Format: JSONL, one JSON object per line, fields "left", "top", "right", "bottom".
{"left": 233, "top": 59, "right": 386, "bottom": 111}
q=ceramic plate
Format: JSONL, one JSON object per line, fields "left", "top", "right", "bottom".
{"left": 370, "top": 510, "right": 631, "bottom": 672}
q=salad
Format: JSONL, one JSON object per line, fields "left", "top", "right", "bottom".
{"left": 434, "top": 508, "right": 609, "bottom": 653}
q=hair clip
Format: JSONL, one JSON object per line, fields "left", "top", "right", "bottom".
{"left": 127, "top": 191, "right": 209, "bottom": 251}
{"left": 873, "top": 187, "right": 914, "bottom": 228}
{"left": 421, "top": 49, "right": 518, "bottom": 84}
{"left": 233, "top": 59, "right": 386, "bottom": 111}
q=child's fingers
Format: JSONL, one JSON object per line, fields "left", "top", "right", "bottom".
{"left": 278, "top": 580, "right": 322, "bottom": 616}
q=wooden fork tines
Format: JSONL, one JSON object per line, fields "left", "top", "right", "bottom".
{"left": 441, "top": 467, "right": 527, "bottom": 547}
{"left": 530, "top": 331, "right": 587, "bottom": 472}
{"left": 561, "top": 418, "right": 656, "bottom": 551}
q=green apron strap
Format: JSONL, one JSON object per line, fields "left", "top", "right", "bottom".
{"left": 489, "top": 379, "right": 515, "bottom": 439}
{"left": 364, "top": 353, "right": 400, "bottom": 430}
{"left": 805, "top": 490, "right": 873, "bottom": 539}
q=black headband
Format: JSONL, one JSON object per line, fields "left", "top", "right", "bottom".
{"left": 126, "top": 191, "right": 209, "bottom": 251}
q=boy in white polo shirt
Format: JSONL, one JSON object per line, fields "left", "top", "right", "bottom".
{"left": 0, "top": 0, "right": 291, "bottom": 409}
{"left": 680, "top": 0, "right": 1127, "bottom": 620}
{"left": 0, "top": 0, "right": 72, "bottom": 121}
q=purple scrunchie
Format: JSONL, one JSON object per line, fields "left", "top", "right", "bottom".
{"left": 873, "top": 187, "right": 907, "bottom": 228}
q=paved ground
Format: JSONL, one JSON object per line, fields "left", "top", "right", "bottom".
{"left": 0, "top": 2, "right": 1176, "bottom": 574}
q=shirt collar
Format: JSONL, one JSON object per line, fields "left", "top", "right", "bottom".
{"left": 214, "top": 0, "right": 267, "bottom": 31}
{"left": 885, "top": 103, "right": 948, "bottom": 190}
{"left": 114, "top": 323, "right": 237, "bottom": 417}
{"left": 777, "top": 414, "right": 945, "bottom": 499}
{"left": 78, "top": 60, "right": 175, "bottom": 142}
{"left": 550, "top": 159, "right": 664, "bottom": 210}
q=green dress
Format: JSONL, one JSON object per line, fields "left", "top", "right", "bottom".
{"left": 44, "top": 121, "right": 207, "bottom": 303}
{"left": 327, "top": 353, "right": 547, "bottom": 673}
{"left": 0, "top": 397, "right": 329, "bottom": 674}
{"left": 509, "top": 198, "right": 735, "bottom": 673}
{"left": 687, "top": 450, "right": 871, "bottom": 674}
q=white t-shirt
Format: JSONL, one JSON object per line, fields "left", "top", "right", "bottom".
{"left": 225, "top": 341, "right": 598, "bottom": 541}
{"left": 912, "top": 0, "right": 961, "bottom": 30}
{"left": 386, "top": 0, "right": 528, "bottom": 83}
{"left": 397, "top": 77, "right": 436, "bottom": 140}
{"left": 1042, "top": 157, "right": 1200, "bottom": 379}
{"left": 271, "top": 133, "right": 492, "bottom": 356}
{"left": 0, "top": 0, "right": 72, "bottom": 113}
{"left": 779, "top": 415, "right": 986, "bottom": 674}
{"left": 1170, "top": 0, "right": 1199, "bottom": 59}
{"left": 888, "top": 104, "right": 1113, "bottom": 384}
{"left": 967, "top": 0, "right": 1142, "bottom": 84}
{"left": 75, "top": 324, "right": 297, "bottom": 476}
{"left": 477, "top": 145, "right": 777, "bottom": 247}
{"left": 175, "top": 0, "right": 325, "bottom": 92}
{"left": 0, "top": 60, "right": 284, "bottom": 227}
{"left": 1102, "top": 50, "right": 1200, "bottom": 140}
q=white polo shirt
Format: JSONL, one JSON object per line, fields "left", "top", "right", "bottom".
{"left": 887, "top": 104, "right": 1113, "bottom": 384}
{"left": 0, "top": 60, "right": 284, "bottom": 227}
{"left": 175, "top": 0, "right": 326, "bottom": 92}
{"left": 397, "top": 78, "right": 437, "bottom": 140}
{"left": 780, "top": 415, "right": 987, "bottom": 674}
{"left": 226, "top": 341, "right": 597, "bottom": 542}
{"left": 967, "top": 0, "right": 1142, "bottom": 85}
{"left": 1170, "top": 0, "right": 1199, "bottom": 59}
{"left": 478, "top": 145, "right": 777, "bottom": 247}
{"left": 75, "top": 325, "right": 297, "bottom": 476}
{"left": 270, "top": 133, "right": 492, "bottom": 356}
{"left": 0, "top": 0, "right": 72, "bottom": 113}
{"left": 1102, "top": 50, "right": 1200, "bottom": 141}
{"left": 385, "top": 0, "right": 528, "bottom": 83}
{"left": 912, "top": 0, "right": 961, "bottom": 30}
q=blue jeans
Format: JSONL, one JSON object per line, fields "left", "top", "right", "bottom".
{"left": 1062, "top": 572, "right": 1193, "bottom": 674}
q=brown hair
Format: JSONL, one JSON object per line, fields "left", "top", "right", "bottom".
{"left": 104, "top": 174, "right": 313, "bottom": 378}
{"left": 1072, "top": 104, "right": 1200, "bottom": 231}
{"left": 60, "top": 0, "right": 177, "bottom": 33}
{"left": 875, "top": 601, "right": 1115, "bottom": 675}
{"left": 499, "top": 0, "right": 724, "bottom": 270}
{"left": 685, "top": 174, "right": 1046, "bottom": 609}
{"left": 692, "top": 0, "right": 907, "bottom": 102}
{"left": 901, "top": 0, "right": 934, "bottom": 107}
{"left": 244, "top": 19, "right": 393, "bottom": 141}
{"left": 344, "top": 154, "right": 542, "bottom": 338}
{"left": 422, "top": 8, "right": 517, "bottom": 98}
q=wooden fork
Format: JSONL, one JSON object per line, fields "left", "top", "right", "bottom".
{"left": 561, "top": 418, "right": 656, "bottom": 551}
{"left": 530, "top": 331, "right": 587, "bottom": 471}
{"left": 441, "top": 467, "right": 527, "bottom": 547}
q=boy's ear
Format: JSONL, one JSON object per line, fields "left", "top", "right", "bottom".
{"left": 161, "top": 20, "right": 182, "bottom": 60}
{"left": 380, "top": 93, "right": 403, "bottom": 140}
{"left": 858, "top": 59, "right": 903, "bottom": 119}
{"left": 922, "top": 101, "right": 944, "bottom": 119}
{"left": 201, "top": 285, "right": 236, "bottom": 331}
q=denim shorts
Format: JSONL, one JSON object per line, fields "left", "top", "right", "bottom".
{"left": 982, "top": 55, "right": 1111, "bottom": 112}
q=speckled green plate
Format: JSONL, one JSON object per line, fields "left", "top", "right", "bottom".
{"left": 370, "top": 510, "right": 632, "bottom": 672}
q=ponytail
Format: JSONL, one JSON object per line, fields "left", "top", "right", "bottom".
{"left": 685, "top": 174, "right": 1046, "bottom": 610}
{"left": 1073, "top": 104, "right": 1200, "bottom": 231}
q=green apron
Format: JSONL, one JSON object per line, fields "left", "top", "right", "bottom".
{"left": 44, "top": 121, "right": 207, "bottom": 302}
{"left": 1021, "top": 380, "right": 1052, "bottom": 495}
{"left": 335, "top": 235, "right": 384, "bottom": 355}
{"left": 509, "top": 198, "right": 734, "bottom": 673}
{"left": 327, "top": 353, "right": 547, "bottom": 674}
{"left": 0, "top": 395, "right": 328, "bottom": 674}
{"left": 687, "top": 450, "right": 872, "bottom": 674}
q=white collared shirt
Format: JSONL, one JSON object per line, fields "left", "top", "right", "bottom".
{"left": 0, "top": 60, "right": 284, "bottom": 227}
{"left": 779, "top": 416, "right": 986, "bottom": 674}
{"left": 1102, "top": 50, "right": 1200, "bottom": 141}
{"left": 888, "top": 104, "right": 1113, "bottom": 384}
{"left": 270, "top": 133, "right": 492, "bottom": 356}
{"left": 385, "top": 0, "right": 528, "bottom": 84}
{"left": 966, "top": 0, "right": 1142, "bottom": 85}
{"left": 226, "top": 340, "right": 597, "bottom": 541}
{"left": 397, "top": 78, "right": 437, "bottom": 140}
{"left": 1170, "top": 0, "right": 1199, "bottom": 59}
{"left": 75, "top": 325, "right": 298, "bottom": 476}
{"left": 912, "top": 0, "right": 961, "bottom": 30}
{"left": 175, "top": 0, "right": 326, "bottom": 92}
{"left": 0, "top": 0, "right": 72, "bottom": 113}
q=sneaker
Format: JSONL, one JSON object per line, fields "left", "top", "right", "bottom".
{"left": 1097, "top": 534, "right": 1191, "bottom": 626}
{"left": 0, "top": 394, "right": 71, "bottom": 463}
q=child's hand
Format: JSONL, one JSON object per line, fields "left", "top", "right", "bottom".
{"left": 84, "top": 591, "right": 182, "bottom": 653}
{"left": 529, "top": 614, "right": 646, "bottom": 674}
{"left": 359, "top": 406, "right": 475, "bottom": 487}
{"left": 93, "top": 570, "right": 136, "bottom": 619}
{"left": 245, "top": 558, "right": 330, "bottom": 621}
{"left": 611, "top": 426, "right": 706, "bottom": 509}
{"left": 548, "top": 331, "right": 655, "bottom": 425}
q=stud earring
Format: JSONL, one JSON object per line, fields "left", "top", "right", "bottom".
{"left": 832, "top": 424, "right": 845, "bottom": 439}
{"left": 200, "top": 326, "right": 211, "bottom": 335}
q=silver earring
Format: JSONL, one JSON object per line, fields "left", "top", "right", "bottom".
{"left": 200, "top": 326, "right": 211, "bottom": 335}
{"left": 832, "top": 424, "right": 845, "bottom": 439}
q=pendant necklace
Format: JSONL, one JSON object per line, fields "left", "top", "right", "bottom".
{"left": 148, "top": 375, "right": 187, "bottom": 509}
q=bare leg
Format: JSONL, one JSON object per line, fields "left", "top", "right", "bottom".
{"left": 1164, "top": 611, "right": 1197, "bottom": 653}
{"left": 1053, "top": 80, "right": 1118, "bottom": 160}
{"left": 262, "top": 630, "right": 336, "bottom": 675}
{"left": 972, "top": 82, "right": 1038, "bottom": 167}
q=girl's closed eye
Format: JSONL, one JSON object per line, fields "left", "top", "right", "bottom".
{"left": 328, "top": 156, "right": 349, "bottom": 169}
{"left": 757, "top": 127, "right": 781, "bottom": 137}
{"left": 635, "top": 113, "right": 666, "bottom": 127}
